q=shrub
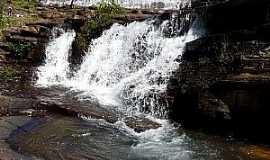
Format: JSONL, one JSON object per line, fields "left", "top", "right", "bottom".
{"left": 0, "top": 66, "right": 17, "bottom": 80}
{"left": 8, "top": 42, "right": 33, "bottom": 59}
{"left": 75, "top": 0, "right": 125, "bottom": 52}
{"left": 97, "top": 0, "right": 124, "bottom": 15}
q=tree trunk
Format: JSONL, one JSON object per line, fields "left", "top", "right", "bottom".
{"left": 0, "top": 0, "right": 2, "bottom": 17}
{"left": 70, "top": 0, "right": 75, "bottom": 8}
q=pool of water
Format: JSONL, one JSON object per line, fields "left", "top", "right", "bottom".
{"left": 7, "top": 108, "right": 268, "bottom": 160}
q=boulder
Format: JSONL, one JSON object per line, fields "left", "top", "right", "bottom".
{"left": 124, "top": 116, "right": 161, "bottom": 133}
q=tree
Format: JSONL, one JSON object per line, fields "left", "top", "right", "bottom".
{"left": 0, "top": 0, "right": 3, "bottom": 18}
{"left": 70, "top": 0, "right": 75, "bottom": 8}
{"left": 0, "top": 0, "right": 3, "bottom": 26}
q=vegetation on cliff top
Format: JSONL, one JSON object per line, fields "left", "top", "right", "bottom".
{"left": 76, "top": 0, "right": 125, "bottom": 52}
{"left": 0, "top": 0, "right": 38, "bottom": 38}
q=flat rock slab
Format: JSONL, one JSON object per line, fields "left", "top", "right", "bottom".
{"left": 0, "top": 91, "right": 161, "bottom": 133}
{"left": 0, "top": 116, "right": 36, "bottom": 160}
{"left": 38, "top": 97, "right": 119, "bottom": 123}
{"left": 124, "top": 116, "right": 161, "bottom": 133}
{"left": 0, "top": 96, "right": 39, "bottom": 117}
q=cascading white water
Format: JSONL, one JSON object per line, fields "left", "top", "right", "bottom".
{"left": 37, "top": 28, "right": 76, "bottom": 86}
{"left": 37, "top": 0, "right": 196, "bottom": 118}
{"left": 41, "top": 0, "right": 190, "bottom": 9}
{"left": 37, "top": 20, "right": 196, "bottom": 118}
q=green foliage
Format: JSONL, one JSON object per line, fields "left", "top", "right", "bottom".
{"left": 75, "top": 0, "right": 125, "bottom": 52}
{"left": 94, "top": 0, "right": 125, "bottom": 29}
{"left": 13, "top": 0, "right": 38, "bottom": 11}
{"left": 0, "top": 66, "right": 17, "bottom": 80}
{"left": 0, "top": 16, "right": 12, "bottom": 29}
{"left": 97, "top": 0, "right": 124, "bottom": 15}
{"left": 8, "top": 42, "right": 33, "bottom": 59}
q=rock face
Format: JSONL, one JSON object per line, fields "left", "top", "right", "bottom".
{"left": 0, "top": 7, "right": 166, "bottom": 64}
{"left": 192, "top": 0, "right": 270, "bottom": 33}
{"left": 170, "top": 0, "right": 270, "bottom": 140}
{"left": 0, "top": 25, "right": 50, "bottom": 64}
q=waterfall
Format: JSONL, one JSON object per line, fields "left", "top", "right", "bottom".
{"left": 37, "top": 28, "right": 76, "bottom": 86}
{"left": 37, "top": 19, "right": 196, "bottom": 118}
{"left": 40, "top": 0, "right": 191, "bottom": 9}
{"left": 36, "top": 0, "right": 197, "bottom": 118}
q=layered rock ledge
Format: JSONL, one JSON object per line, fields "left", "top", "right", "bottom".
{"left": 170, "top": 0, "right": 270, "bottom": 141}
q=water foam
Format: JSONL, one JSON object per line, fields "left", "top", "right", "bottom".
{"left": 56, "top": 20, "right": 196, "bottom": 117}
{"left": 41, "top": 0, "right": 191, "bottom": 9}
{"left": 37, "top": 28, "right": 76, "bottom": 87}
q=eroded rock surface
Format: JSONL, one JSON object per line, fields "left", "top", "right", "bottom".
{"left": 169, "top": 0, "right": 270, "bottom": 141}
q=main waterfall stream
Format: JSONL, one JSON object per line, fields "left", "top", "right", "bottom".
{"left": 37, "top": 20, "right": 196, "bottom": 117}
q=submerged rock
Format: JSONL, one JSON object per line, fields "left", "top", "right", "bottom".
{"left": 124, "top": 116, "right": 161, "bottom": 133}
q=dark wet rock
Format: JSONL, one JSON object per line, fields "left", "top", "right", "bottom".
{"left": 0, "top": 42, "right": 10, "bottom": 52}
{"left": 169, "top": 0, "right": 270, "bottom": 123}
{"left": 192, "top": 0, "right": 270, "bottom": 33}
{"left": 0, "top": 48, "right": 10, "bottom": 56}
{"left": 0, "top": 82, "right": 161, "bottom": 133}
{"left": 0, "top": 95, "right": 44, "bottom": 117}
{"left": 171, "top": 36, "right": 270, "bottom": 121}
{"left": 65, "top": 16, "right": 87, "bottom": 32}
{"left": 124, "top": 116, "right": 161, "bottom": 133}
{"left": 38, "top": 98, "right": 119, "bottom": 123}
{"left": 168, "top": 0, "right": 270, "bottom": 141}
{"left": 6, "top": 35, "right": 38, "bottom": 45}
